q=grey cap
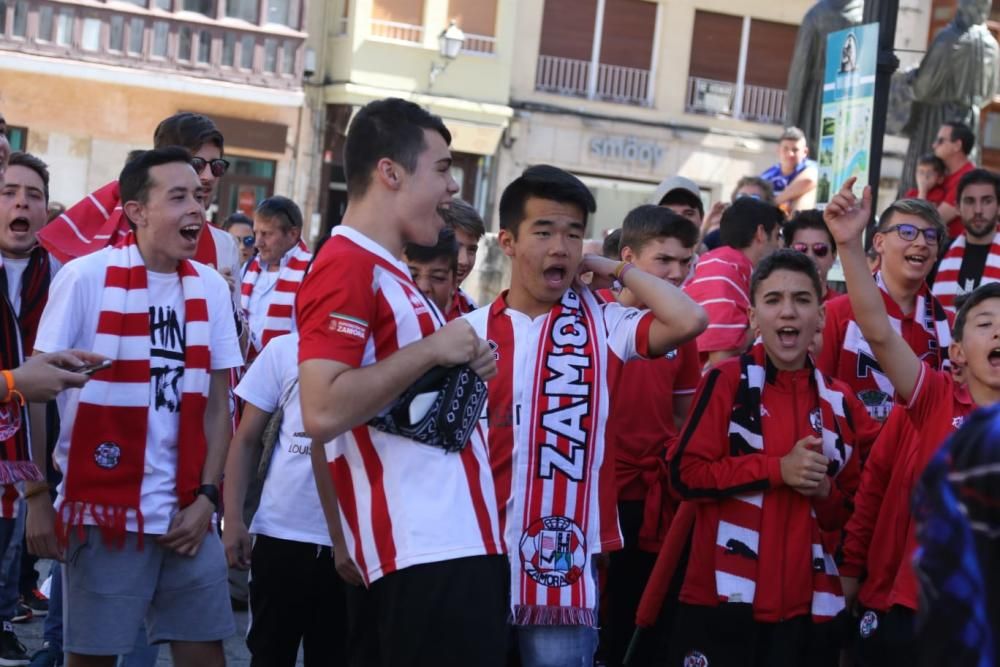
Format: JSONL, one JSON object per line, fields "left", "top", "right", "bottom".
{"left": 650, "top": 175, "right": 704, "bottom": 216}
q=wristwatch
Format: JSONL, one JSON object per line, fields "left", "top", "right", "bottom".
{"left": 196, "top": 484, "right": 220, "bottom": 511}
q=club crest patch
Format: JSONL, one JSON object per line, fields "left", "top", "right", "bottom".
{"left": 809, "top": 407, "right": 823, "bottom": 435}
{"left": 857, "top": 389, "right": 892, "bottom": 422}
{"left": 94, "top": 442, "right": 122, "bottom": 470}
{"left": 683, "top": 651, "right": 709, "bottom": 667}
{"left": 859, "top": 610, "right": 878, "bottom": 638}
{"left": 0, "top": 403, "right": 21, "bottom": 441}
{"left": 519, "top": 515, "right": 587, "bottom": 588}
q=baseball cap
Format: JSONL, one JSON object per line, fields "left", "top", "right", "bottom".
{"left": 651, "top": 175, "right": 704, "bottom": 217}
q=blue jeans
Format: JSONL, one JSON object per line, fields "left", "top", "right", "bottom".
{"left": 516, "top": 625, "right": 599, "bottom": 667}
{"left": 43, "top": 562, "right": 62, "bottom": 649}
{"left": 0, "top": 512, "right": 22, "bottom": 622}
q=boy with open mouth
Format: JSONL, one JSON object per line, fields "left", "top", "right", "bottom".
{"left": 668, "top": 248, "right": 869, "bottom": 667}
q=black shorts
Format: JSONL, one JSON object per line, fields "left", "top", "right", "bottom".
{"left": 346, "top": 554, "right": 509, "bottom": 667}
{"left": 853, "top": 605, "right": 916, "bottom": 667}
{"left": 668, "top": 602, "right": 845, "bottom": 667}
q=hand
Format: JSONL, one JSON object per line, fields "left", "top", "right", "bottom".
{"left": 841, "top": 575, "right": 860, "bottom": 614}
{"left": 12, "top": 350, "right": 108, "bottom": 402}
{"left": 823, "top": 176, "right": 872, "bottom": 246}
{"left": 702, "top": 201, "right": 727, "bottom": 234}
{"left": 577, "top": 254, "right": 620, "bottom": 291}
{"left": 219, "top": 267, "right": 237, "bottom": 294}
{"left": 426, "top": 320, "right": 497, "bottom": 379}
{"left": 157, "top": 496, "right": 215, "bottom": 557}
{"left": 222, "top": 517, "right": 251, "bottom": 570}
{"left": 26, "top": 494, "right": 61, "bottom": 560}
{"left": 780, "top": 436, "right": 829, "bottom": 489}
{"left": 796, "top": 475, "right": 831, "bottom": 498}
{"left": 335, "top": 547, "right": 364, "bottom": 586}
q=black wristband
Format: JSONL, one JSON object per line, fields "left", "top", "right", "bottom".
{"left": 196, "top": 484, "right": 220, "bottom": 511}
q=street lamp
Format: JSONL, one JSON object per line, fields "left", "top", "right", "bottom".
{"left": 430, "top": 21, "right": 465, "bottom": 86}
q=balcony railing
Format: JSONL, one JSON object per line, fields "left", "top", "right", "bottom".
{"left": 535, "top": 54, "right": 650, "bottom": 107}
{"left": 685, "top": 76, "right": 787, "bottom": 125}
{"left": 0, "top": 0, "right": 305, "bottom": 89}
{"left": 369, "top": 18, "right": 423, "bottom": 44}
{"left": 462, "top": 32, "right": 496, "bottom": 56}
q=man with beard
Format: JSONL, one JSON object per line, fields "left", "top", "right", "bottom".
{"left": 932, "top": 169, "right": 1000, "bottom": 312}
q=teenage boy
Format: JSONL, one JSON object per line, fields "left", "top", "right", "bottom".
{"left": 240, "top": 196, "right": 311, "bottom": 361}
{"left": 222, "top": 333, "right": 346, "bottom": 665}
{"left": 599, "top": 205, "right": 702, "bottom": 666}
{"left": 932, "top": 169, "right": 1000, "bottom": 312}
{"left": 684, "top": 197, "right": 784, "bottom": 366}
{"left": 784, "top": 210, "right": 839, "bottom": 302}
{"left": 903, "top": 153, "right": 946, "bottom": 205}
{"left": 0, "top": 152, "right": 64, "bottom": 665}
{"left": 441, "top": 198, "right": 483, "bottom": 315}
{"left": 404, "top": 227, "right": 461, "bottom": 319}
{"left": 296, "top": 98, "right": 506, "bottom": 667}
{"left": 818, "top": 198, "right": 951, "bottom": 422}
{"left": 39, "top": 113, "right": 240, "bottom": 294}
{"left": 30, "top": 148, "right": 243, "bottom": 666}
{"left": 823, "top": 176, "right": 1000, "bottom": 667}
{"left": 669, "top": 249, "right": 868, "bottom": 666}
{"left": 463, "top": 166, "right": 707, "bottom": 665}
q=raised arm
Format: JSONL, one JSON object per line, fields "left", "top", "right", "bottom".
{"left": 580, "top": 254, "right": 708, "bottom": 358}
{"left": 824, "top": 177, "right": 923, "bottom": 404}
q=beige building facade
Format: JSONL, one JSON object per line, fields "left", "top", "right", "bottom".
{"left": 0, "top": 0, "right": 313, "bottom": 228}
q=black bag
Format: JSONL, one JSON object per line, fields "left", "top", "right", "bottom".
{"left": 368, "top": 364, "right": 487, "bottom": 453}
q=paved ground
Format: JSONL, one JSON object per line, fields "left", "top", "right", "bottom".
{"left": 15, "top": 560, "right": 305, "bottom": 665}
{"left": 14, "top": 607, "right": 266, "bottom": 665}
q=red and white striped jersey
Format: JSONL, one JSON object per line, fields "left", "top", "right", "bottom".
{"left": 683, "top": 246, "right": 753, "bottom": 358}
{"left": 296, "top": 226, "right": 502, "bottom": 586}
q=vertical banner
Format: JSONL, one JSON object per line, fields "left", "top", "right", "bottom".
{"left": 817, "top": 23, "right": 878, "bottom": 205}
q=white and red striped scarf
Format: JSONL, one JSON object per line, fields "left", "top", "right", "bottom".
{"left": 487, "top": 287, "right": 605, "bottom": 626}
{"left": 239, "top": 240, "right": 311, "bottom": 358}
{"left": 718, "top": 344, "right": 853, "bottom": 622}
{"left": 58, "top": 232, "right": 212, "bottom": 547}
{"left": 931, "top": 234, "right": 1000, "bottom": 313}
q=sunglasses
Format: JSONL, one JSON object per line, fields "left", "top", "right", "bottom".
{"left": 190, "top": 157, "right": 230, "bottom": 178}
{"left": 237, "top": 234, "right": 255, "bottom": 248}
{"left": 791, "top": 242, "right": 831, "bottom": 258}
{"left": 881, "top": 223, "right": 941, "bottom": 245}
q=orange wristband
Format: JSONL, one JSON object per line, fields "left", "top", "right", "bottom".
{"left": 1, "top": 370, "right": 14, "bottom": 404}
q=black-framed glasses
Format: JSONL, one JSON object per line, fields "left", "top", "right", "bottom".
{"left": 190, "top": 157, "right": 230, "bottom": 178}
{"left": 237, "top": 235, "right": 255, "bottom": 248}
{"left": 881, "top": 223, "right": 941, "bottom": 245}
{"left": 791, "top": 242, "right": 831, "bottom": 258}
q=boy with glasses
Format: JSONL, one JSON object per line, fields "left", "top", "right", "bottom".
{"left": 817, "top": 199, "right": 952, "bottom": 422}
{"left": 783, "top": 210, "right": 838, "bottom": 302}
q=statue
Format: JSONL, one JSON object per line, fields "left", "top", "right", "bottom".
{"left": 785, "top": 0, "right": 864, "bottom": 154}
{"left": 899, "top": 0, "right": 999, "bottom": 193}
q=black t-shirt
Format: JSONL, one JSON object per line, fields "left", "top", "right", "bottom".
{"left": 957, "top": 243, "right": 991, "bottom": 298}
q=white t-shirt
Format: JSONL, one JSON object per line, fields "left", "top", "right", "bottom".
{"left": 34, "top": 249, "right": 243, "bottom": 534}
{"left": 235, "top": 333, "right": 330, "bottom": 547}
{"left": 3, "top": 257, "right": 28, "bottom": 314}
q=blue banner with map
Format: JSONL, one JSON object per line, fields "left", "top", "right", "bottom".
{"left": 817, "top": 23, "right": 878, "bottom": 205}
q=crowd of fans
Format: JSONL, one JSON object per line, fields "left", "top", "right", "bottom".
{"left": 0, "top": 100, "right": 996, "bottom": 667}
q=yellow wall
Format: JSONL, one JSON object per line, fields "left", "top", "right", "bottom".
{"left": 1, "top": 68, "right": 301, "bottom": 212}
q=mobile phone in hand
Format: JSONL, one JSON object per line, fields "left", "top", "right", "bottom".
{"left": 76, "top": 360, "right": 113, "bottom": 376}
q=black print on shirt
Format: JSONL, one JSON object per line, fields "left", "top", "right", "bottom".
{"left": 149, "top": 305, "right": 185, "bottom": 413}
